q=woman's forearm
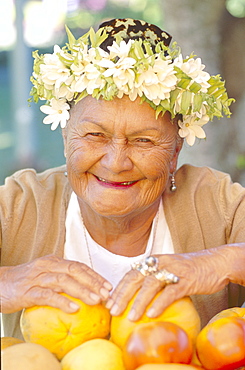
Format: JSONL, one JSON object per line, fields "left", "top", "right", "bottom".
{"left": 221, "top": 243, "right": 245, "bottom": 286}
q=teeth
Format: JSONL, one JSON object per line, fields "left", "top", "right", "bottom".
{"left": 98, "top": 177, "right": 106, "bottom": 182}
{"left": 121, "top": 181, "right": 134, "bottom": 185}
{"left": 97, "top": 177, "right": 134, "bottom": 185}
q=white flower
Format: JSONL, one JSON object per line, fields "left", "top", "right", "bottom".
{"left": 108, "top": 40, "right": 133, "bottom": 59}
{"left": 72, "top": 63, "right": 105, "bottom": 94}
{"left": 136, "top": 58, "right": 177, "bottom": 101}
{"left": 102, "top": 56, "right": 136, "bottom": 90}
{"left": 30, "top": 27, "right": 233, "bottom": 139}
{"left": 40, "top": 98, "right": 70, "bottom": 130}
{"left": 40, "top": 45, "right": 71, "bottom": 89}
{"left": 174, "top": 55, "right": 210, "bottom": 92}
{"left": 55, "top": 76, "right": 74, "bottom": 101}
{"left": 178, "top": 114, "right": 209, "bottom": 146}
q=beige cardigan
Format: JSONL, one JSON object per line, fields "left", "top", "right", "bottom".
{"left": 1, "top": 164, "right": 245, "bottom": 339}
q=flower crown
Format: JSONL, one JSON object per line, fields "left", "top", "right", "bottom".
{"left": 29, "top": 18, "right": 234, "bottom": 146}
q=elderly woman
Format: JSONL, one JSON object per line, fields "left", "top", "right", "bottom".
{"left": 1, "top": 18, "right": 244, "bottom": 339}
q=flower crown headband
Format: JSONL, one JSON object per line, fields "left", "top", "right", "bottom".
{"left": 29, "top": 18, "right": 234, "bottom": 146}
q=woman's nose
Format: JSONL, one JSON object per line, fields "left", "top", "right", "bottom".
{"left": 100, "top": 142, "right": 133, "bottom": 174}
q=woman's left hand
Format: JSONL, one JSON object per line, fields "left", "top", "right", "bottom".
{"left": 106, "top": 244, "right": 245, "bottom": 321}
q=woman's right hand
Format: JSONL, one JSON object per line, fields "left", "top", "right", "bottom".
{"left": 0, "top": 255, "right": 112, "bottom": 314}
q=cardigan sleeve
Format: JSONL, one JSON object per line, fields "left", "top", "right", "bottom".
{"left": 218, "top": 172, "right": 245, "bottom": 243}
{"left": 0, "top": 165, "right": 71, "bottom": 267}
{"left": 164, "top": 165, "right": 245, "bottom": 254}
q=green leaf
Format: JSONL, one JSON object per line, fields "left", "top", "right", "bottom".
{"left": 58, "top": 54, "right": 73, "bottom": 66}
{"left": 155, "top": 105, "right": 164, "bottom": 119}
{"left": 174, "top": 67, "right": 192, "bottom": 89}
{"left": 160, "top": 98, "right": 170, "bottom": 111}
{"left": 65, "top": 25, "right": 76, "bottom": 48}
{"left": 189, "top": 81, "right": 202, "bottom": 93}
{"left": 207, "top": 85, "right": 218, "bottom": 94}
{"left": 180, "top": 90, "right": 193, "bottom": 113}
{"left": 170, "top": 88, "right": 180, "bottom": 110}
{"left": 193, "top": 94, "right": 203, "bottom": 112}
{"left": 87, "top": 27, "right": 108, "bottom": 48}
{"left": 177, "top": 78, "right": 191, "bottom": 89}
{"left": 212, "top": 87, "right": 226, "bottom": 99}
{"left": 89, "top": 27, "right": 96, "bottom": 47}
{"left": 75, "top": 90, "right": 88, "bottom": 103}
{"left": 143, "top": 41, "right": 154, "bottom": 56}
{"left": 133, "top": 41, "right": 145, "bottom": 60}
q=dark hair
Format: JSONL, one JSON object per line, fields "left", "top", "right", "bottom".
{"left": 98, "top": 18, "right": 172, "bottom": 53}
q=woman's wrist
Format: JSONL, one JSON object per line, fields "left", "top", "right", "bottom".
{"left": 215, "top": 243, "right": 245, "bottom": 286}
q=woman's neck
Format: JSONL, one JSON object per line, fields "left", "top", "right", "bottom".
{"left": 78, "top": 198, "right": 161, "bottom": 257}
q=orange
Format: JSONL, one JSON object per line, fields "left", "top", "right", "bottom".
{"left": 20, "top": 293, "right": 111, "bottom": 360}
{"left": 207, "top": 306, "right": 245, "bottom": 324}
{"left": 110, "top": 292, "right": 200, "bottom": 349}
{"left": 61, "top": 338, "right": 125, "bottom": 370}
{"left": 123, "top": 321, "right": 193, "bottom": 370}
{"left": 196, "top": 316, "right": 245, "bottom": 370}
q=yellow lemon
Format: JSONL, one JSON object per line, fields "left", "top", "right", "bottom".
{"left": 110, "top": 293, "right": 200, "bottom": 349}
{"left": 61, "top": 338, "right": 126, "bottom": 370}
{"left": 20, "top": 293, "right": 111, "bottom": 360}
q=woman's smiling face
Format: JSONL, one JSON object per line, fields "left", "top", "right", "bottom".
{"left": 63, "top": 95, "right": 182, "bottom": 217}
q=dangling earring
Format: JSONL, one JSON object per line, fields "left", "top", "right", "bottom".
{"left": 170, "top": 173, "right": 177, "bottom": 192}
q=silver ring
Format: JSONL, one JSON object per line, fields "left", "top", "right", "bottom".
{"left": 131, "top": 256, "right": 159, "bottom": 276}
{"left": 153, "top": 269, "right": 179, "bottom": 285}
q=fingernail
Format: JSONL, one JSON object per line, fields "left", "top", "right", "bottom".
{"left": 147, "top": 307, "right": 156, "bottom": 318}
{"left": 128, "top": 308, "right": 137, "bottom": 321}
{"left": 89, "top": 292, "right": 101, "bottom": 302}
{"left": 103, "top": 281, "right": 113, "bottom": 290}
{"left": 100, "top": 287, "right": 109, "bottom": 300}
{"left": 105, "top": 299, "right": 114, "bottom": 309}
{"left": 69, "top": 302, "right": 80, "bottom": 311}
{"left": 110, "top": 303, "right": 119, "bottom": 316}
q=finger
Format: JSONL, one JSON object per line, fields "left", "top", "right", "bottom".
{"left": 66, "top": 260, "right": 113, "bottom": 298}
{"left": 146, "top": 282, "right": 190, "bottom": 318}
{"left": 37, "top": 255, "right": 112, "bottom": 287}
{"left": 127, "top": 275, "right": 164, "bottom": 321}
{"left": 35, "top": 272, "right": 104, "bottom": 305}
{"left": 30, "top": 255, "right": 113, "bottom": 300}
{"left": 106, "top": 269, "right": 143, "bottom": 315}
{"left": 67, "top": 259, "right": 112, "bottom": 287}
{"left": 24, "top": 286, "right": 82, "bottom": 313}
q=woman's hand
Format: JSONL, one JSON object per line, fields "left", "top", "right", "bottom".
{"left": 106, "top": 244, "right": 245, "bottom": 321}
{"left": 0, "top": 255, "right": 112, "bottom": 314}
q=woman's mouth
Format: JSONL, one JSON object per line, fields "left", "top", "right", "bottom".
{"left": 95, "top": 175, "right": 138, "bottom": 188}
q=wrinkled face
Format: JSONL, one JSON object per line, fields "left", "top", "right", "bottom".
{"left": 63, "top": 95, "right": 182, "bottom": 217}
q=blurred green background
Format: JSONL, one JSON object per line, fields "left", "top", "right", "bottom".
{"left": 1, "top": 0, "right": 245, "bottom": 185}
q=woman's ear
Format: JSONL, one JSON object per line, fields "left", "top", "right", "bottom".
{"left": 170, "top": 135, "right": 183, "bottom": 174}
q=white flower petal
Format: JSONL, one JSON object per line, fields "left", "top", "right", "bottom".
{"left": 190, "top": 125, "right": 206, "bottom": 139}
{"left": 43, "top": 115, "right": 56, "bottom": 124}
{"left": 40, "top": 105, "right": 54, "bottom": 114}
{"left": 50, "top": 119, "right": 60, "bottom": 130}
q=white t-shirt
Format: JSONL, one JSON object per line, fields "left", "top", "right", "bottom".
{"left": 64, "top": 192, "right": 174, "bottom": 288}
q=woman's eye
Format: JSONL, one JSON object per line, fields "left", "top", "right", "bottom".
{"left": 135, "top": 138, "right": 152, "bottom": 143}
{"left": 88, "top": 132, "right": 104, "bottom": 137}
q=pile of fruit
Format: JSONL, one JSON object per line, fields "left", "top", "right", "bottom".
{"left": 1, "top": 291, "right": 245, "bottom": 370}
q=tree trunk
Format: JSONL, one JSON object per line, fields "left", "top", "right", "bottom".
{"left": 161, "top": 0, "right": 245, "bottom": 185}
